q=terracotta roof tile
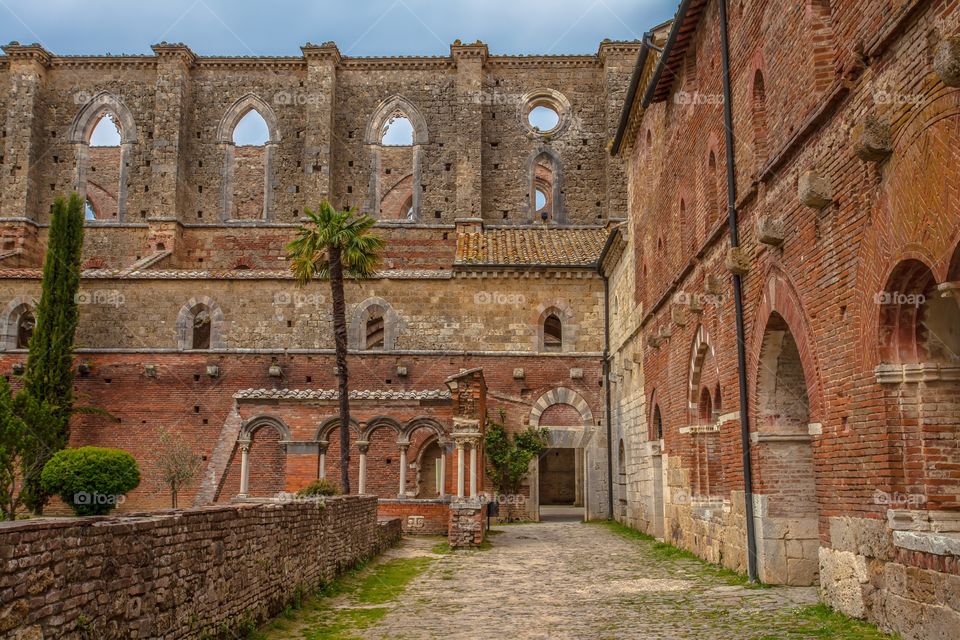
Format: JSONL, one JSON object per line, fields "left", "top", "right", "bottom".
{"left": 455, "top": 227, "right": 607, "bottom": 267}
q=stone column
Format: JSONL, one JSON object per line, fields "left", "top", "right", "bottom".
{"left": 469, "top": 442, "right": 478, "bottom": 499}
{"left": 300, "top": 43, "right": 341, "bottom": 208}
{"left": 150, "top": 43, "right": 195, "bottom": 220}
{"left": 398, "top": 443, "right": 409, "bottom": 499}
{"left": 238, "top": 441, "right": 251, "bottom": 497}
{"left": 0, "top": 44, "right": 51, "bottom": 220}
{"left": 439, "top": 448, "right": 447, "bottom": 498}
{"left": 318, "top": 442, "right": 328, "bottom": 479}
{"left": 456, "top": 441, "right": 465, "bottom": 499}
{"left": 357, "top": 441, "right": 369, "bottom": 494}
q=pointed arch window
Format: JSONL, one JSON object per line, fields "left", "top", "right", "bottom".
{"left": 216, "top": 95, "right": 281, "bottom": 222}
{"left": 69, "top": 93, "right": 137, "bottom": 223}
{"left": 366, "top": 97, "right": 428, "bottom": 222}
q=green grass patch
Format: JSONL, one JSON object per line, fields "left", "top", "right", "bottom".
{"left": 430, "top": 541, "right": 451, "bottom": 554}
{"left": 782, "top": 604, "right": 898, "bottom": 639}
{"left": 355, "top": 557, "right": 433, "bottom": 605}
{"left": 253, "top": 556, "right": 434, "bottom": 639}
{"left": 586, "top": 519, "right": 768, "bottom": 588}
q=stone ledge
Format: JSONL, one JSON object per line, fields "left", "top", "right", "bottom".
{"left": 875, "top": 362, "right": 960, "bottom": 384}
{"left": 892, "top": 531, "right": 960, "bottom": 557}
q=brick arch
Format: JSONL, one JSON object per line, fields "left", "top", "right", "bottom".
{"left": 215, "top": 93, "right": 281, "bottom": 144}
{"left": 175, "top": 296, "right": 226, "bottom": 350}
{"left": 687, "top": 324, "right": 719, "bottom": 424}
{"left": 532, "top": 301, "right": 577, "bottom": 353}
{"left": 349, "top": 296, "right": 400, "bottom": 351}
{"left": 747, "top": 272, "right": 824, "bottom": 423}
{"left": 0, "top": 296, "right": 36, "bottom": 351}
{"left": 648, "top": 389, "right": 664, "bottom": 440}
{"left": 529, "top": 388, "right": 593, "bottom": 428}
{"left": 361, "top": 416, "right": 404, "bottom": 442}
{"left": 315, "top": 417, "right": 361, "bottom": 442}
{"left": 236, "top": 415, "right": 289, "bottom": 499}
{"left": 239, "top": 414, "right": 292, "bottom": 442}
{"left": 857, "top": 99, "right": 960, "bottom": 367}
{"left": 878, "top": 259, "right": 939, "bottom": 364}
{"left": 403, "top": 416, "right": 446, "bottom": 442}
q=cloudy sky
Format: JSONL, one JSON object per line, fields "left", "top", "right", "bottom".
{"left": 0, "top": 0, "right": 677, "bottom": 57}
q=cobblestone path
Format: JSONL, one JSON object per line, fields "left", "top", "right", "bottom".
{"left": 260, "top": 520, "right": 895, "bottom": 640}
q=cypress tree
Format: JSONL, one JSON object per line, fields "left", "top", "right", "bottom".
{"left": 18, "top": 193, "right": 85, "bottom": 512}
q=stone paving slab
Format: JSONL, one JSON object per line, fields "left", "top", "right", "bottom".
{"left": 361, "top": 521, "right": 821, "bottom": 640}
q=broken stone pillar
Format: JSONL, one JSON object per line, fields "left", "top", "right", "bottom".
{"left": 798, "top": 170, "right": 833, "bottom": 209}
{"left": 301, "top": 42, "right": 341, "bottom": 207}
{"left": 934, "top": 35, "right": 960, "bottom": 87}
{"left": 0, "top": 43, "right": 51, "bottom": 220}
{"left": 852, "top": 115, "right": 893, "bottom": 162}
{"left": 451, "top": 41, "right": 488, "bottom": 218}
{"left": 150, "top": 43, "right": 196, "bottom": 219}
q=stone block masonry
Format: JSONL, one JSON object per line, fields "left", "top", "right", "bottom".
{"left": 0, "top": 496, "right": 400, "bottom": 639}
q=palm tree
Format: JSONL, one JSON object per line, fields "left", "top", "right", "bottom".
{"left": 287, "top": 201, "right": 384, "bottom": 494}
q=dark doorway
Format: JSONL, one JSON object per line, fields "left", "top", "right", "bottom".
{"left": 539, "top": 448, "right": 576, "bottom": 505}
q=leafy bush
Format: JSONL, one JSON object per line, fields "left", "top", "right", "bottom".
{"left": 485, "top": 410, "right": 548, "bottom": 495}
{"left": 40, "top": 446, "right": 140, "bottom": 516}
{"left": 296, "top": 478, "right": 340, "bottom": 497}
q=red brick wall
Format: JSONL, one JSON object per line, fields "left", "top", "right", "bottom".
{"left": 624, "top": 0, "right": 960, "bottom": 579}
{"left": 0, "top": 352, "right": 602, "bottom": 510}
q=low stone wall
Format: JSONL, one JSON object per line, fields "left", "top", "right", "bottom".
{"left": 0, "top": 496, "right": 398, "bottom": 639}
{"left": 819, "top": 515, "right": 960, "bottom": 640}
{"left": 377, "top": 499, "right": 449, "bottom": 535}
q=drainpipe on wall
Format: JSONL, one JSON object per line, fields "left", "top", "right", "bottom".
{"left": 603, "top": 274, "right": 614, "bottom": 520}
{"left": 718, "top": 0, "right": 759, "bottom": 582}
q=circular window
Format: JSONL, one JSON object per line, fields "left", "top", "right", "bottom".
{"left": 519, "top": 89, "right": 571, "bottom": 138}
{"left": 528, "top": 105, "right": 560, "bottom": 132}
{"left": 535, "top": 188, "right": 548, "bottom": 210}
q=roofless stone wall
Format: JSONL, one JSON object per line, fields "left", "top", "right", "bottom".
{"left": 0, "top": 497, "right": 401, "bottom": 639}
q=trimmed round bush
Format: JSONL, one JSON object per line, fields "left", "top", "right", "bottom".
{"left": 40, "top": 446, "right": 141, "bottom": 516}
{"left": 296, "top": 478, "right": 340, "bottom": 497}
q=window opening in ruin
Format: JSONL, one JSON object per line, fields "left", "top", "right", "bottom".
{"left": 366, "top": 310, "right": 385, "bottom": 350}
{"left": 528, "top": 105, "right": 560, "bottom": 132}
{"left": 85, "top": 113, "right": 122, "bottom": 220}
{"left": 535, "top": 188, "right": 548, "bottom": 211}
{"left": 381, "top": 114, "right": 414, "bottom": 146}
{"left": 16, "top": 311, "right": 35, "bottom": 349}
{"left": 90, "top": 114, "right": 121, "bottom": 147}
{"left": 232, "top": 110, "right": 270, "bottom": 146}
{"left": 544, "top": 314, "right": 562, "bottom": 352}
{"left": 191, "top": 308, "right": 212, "bottom": 350}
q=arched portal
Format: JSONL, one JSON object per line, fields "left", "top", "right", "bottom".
{"left": 753, "top": 311, "right": 819, "bottom": 586}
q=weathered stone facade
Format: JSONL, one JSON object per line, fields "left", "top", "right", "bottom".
{"left": 0, "top": 496, "right": 400, "bottom": 639}
{"left": 0, "top": 39, "right": 640, "bottom": 521}
{"left": 608, "top": 1, "right": 960, "bottom": 639}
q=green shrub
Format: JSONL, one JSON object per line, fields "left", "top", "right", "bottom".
{"left": 40, "top": 446, "right": 140, "bottom": 516}
{"left": 296, "top": 478, "right": 340, "bottom": 497}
